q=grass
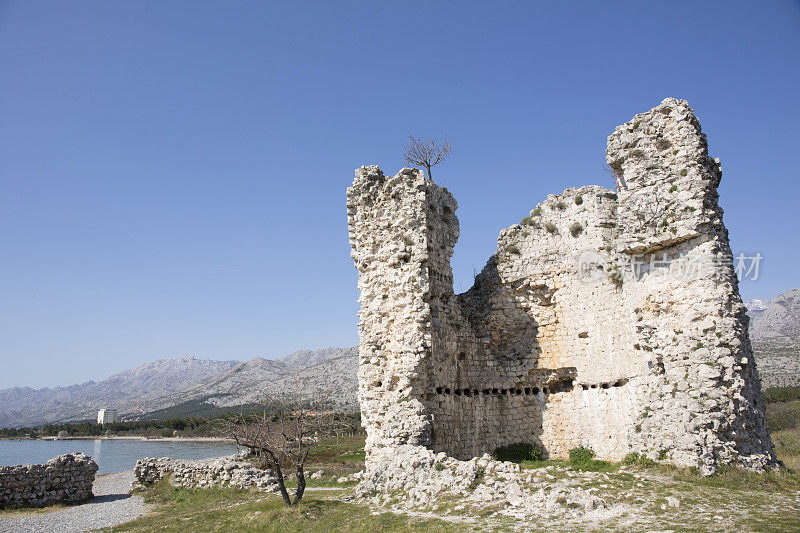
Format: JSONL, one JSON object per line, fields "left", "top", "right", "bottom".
{"left": 773, "top": 428, "right": 800, "bottom": 471}
{"left": 767, "top": 400, "right": 800, "bottom": 432}
{"left": 518, "top": 447, "right": 618, "bottom": 473}
{"left": 766, "top": 390, "right": 800, "bottom": 471}
{"left": 108, "top": 480, "right": 463, "bottom": 533}
{"left": 0, "top": 502, "right": 71, "bottom": 516}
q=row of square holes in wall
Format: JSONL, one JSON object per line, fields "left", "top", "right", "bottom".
{"left": 434, "top": 379, "right": 627, "bottom": 397}
{"left": 436, "top": 386, "right": 554, "bottom": 397}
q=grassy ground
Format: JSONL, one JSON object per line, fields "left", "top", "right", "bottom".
{"left": 767, "top": 390, "right": 800, "bottom": 470}
{"left": 0, "top": 503, "right": 70, "bottom": 516}
{"left": 108, "top": 393, "right": 800, "bottom": 532}
{"left": 106, "top": 480, "right": 463, "bottom": 532}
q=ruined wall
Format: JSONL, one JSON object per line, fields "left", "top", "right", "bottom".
{"left": 133, "top": 455, "right": 277, "bottom": 492}
{"left": 0, "top": 453, "right": 98, "bottom": 509}
{"left": 347, "top": 98, "right": 775, "bottom": 474}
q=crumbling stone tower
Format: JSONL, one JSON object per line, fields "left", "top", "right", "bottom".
{"left": 347, "top": 98, "right": 775, "bottom": 476}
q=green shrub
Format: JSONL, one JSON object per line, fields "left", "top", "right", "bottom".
{"left": 569, "top": 222, "right": 583, "bottom": 237}
{"left": 764, "top": 387, "right": 800, "bottom": 403}
{"left": 622, "top": 452, "right": 656, "bottom": 467}
{"left": 669, "top": 184, "right": 678, "bottom": 192}
{"left": 555, "top": 201, "right": 566, "bottom": 210}
{"left": 545, "top": 222, "right": 557, "bottom": 234}
{"left": 493, "top": 442, "right": 543, "bottom": 463}
{"left": 609, "top": 268, "right": 623, "bottom": 288}
{"left": 680, "top": 169, "right": 688, "bottom": 176}
{"left": 568, "top": 446, "right": 595, "bottom": 465}
{"left": 531, "top": 207, "right": 542, "bottom": 217}
{"left": 622, "top": 452, "right": 640, "bottom": 465}
{"left": 574, "top": 195, "right": 583, "bottom": 205}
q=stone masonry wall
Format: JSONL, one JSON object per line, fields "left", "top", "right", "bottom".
{"left": 132, "top": 455, "right": 278, "bottom": 491}
{"left": 347, "top": 98, "right": 775, "bottom": 476}
{"left": 0, "top": 453, "right": 98, "bottom": 509}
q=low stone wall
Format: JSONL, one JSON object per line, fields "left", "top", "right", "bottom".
{"left": 0, "top": 453, "right": 98, "bottom": 509}
{"left": 133, "top": 455, "right": 277, "bottom": 492}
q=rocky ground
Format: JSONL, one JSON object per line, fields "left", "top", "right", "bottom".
{"left": 358, "top": 462, "right": 800, "bottom": 532}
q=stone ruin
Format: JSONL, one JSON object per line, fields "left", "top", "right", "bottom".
{"left": 133, "top": 454, "right": 278, "bottom": 492}
{"left": 346, "top": 98, "right": 776, "bottom": 486}
{"left": 0, "top": 453, "right": 98, "bottom": 508}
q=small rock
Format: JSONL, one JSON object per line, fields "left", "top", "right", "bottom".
{"left": 666, "top": 496, "right": 680, "bottom": 508}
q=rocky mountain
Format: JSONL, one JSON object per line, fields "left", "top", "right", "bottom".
{"left": 746, "top": 289, "right": 800, "bottom": 388}
{"left": 0, "top": 347, "right": 360, "bottom": 428}
{"left": 137, "top": 346, "right": 358, "bottom": 416}
{"left": 0, "top": 356, "right": 240, "bottom": 428}
{"left": 745, "top": 298, "right": 771, "bottom": 322}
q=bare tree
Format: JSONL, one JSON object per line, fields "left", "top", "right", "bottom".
{"left": 219, "top": 391, "right": 351, "bottom": 507}
{"left": 403, "top": 133, "right": 452, "bottom": 182}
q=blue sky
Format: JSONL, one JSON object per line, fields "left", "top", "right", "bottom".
{"left": 1, "top": 1, "right": 798, "bottom": 388}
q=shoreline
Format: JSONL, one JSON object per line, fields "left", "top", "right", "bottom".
{"left": 1, "top": 436, "right": 233, "bottom": 443}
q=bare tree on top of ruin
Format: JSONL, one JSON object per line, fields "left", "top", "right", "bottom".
{"left": 218, "top": 385, "right": 353, "bottom": 507}
{"left": 403, "top": 133, "right": 452, "bottom": 182}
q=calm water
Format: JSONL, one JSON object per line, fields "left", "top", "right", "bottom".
{"left": 0, "top": 439, "right": 239, "bottom": 473}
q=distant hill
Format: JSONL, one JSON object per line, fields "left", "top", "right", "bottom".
{"left": 0, "top": 347, "right": 359, "bottom": 428}
{"left": 746, "top": 288, "right": 800, "bottom": 388}
{"left": 135, "top": 346, "right": 359, "bottom": 417}
{"left": 0, "top": 355, "right": 240, "bottom": 428}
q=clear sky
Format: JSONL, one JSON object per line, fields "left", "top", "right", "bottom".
{"left": 1, "top": 1, "right": 799, "bottom": 389}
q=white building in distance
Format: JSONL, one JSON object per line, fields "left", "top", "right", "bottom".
{"left": 97, "top": 409, "right": 118, "bottom": 424}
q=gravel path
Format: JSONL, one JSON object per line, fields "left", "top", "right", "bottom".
{"left": 0, "top": 470, "right": 148, "bottom": 532}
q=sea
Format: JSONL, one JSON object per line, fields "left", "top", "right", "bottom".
{"left": 0, "top": 439, "right": 239, "bottom": 473}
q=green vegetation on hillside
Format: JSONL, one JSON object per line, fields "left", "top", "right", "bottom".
{"left": 0, "top": 411, "right": 363, "bottom": 440}
{"left": 763, "top": 386, "right": 800, "bottom": 403}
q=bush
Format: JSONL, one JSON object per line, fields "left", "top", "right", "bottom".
{"left": 569, "top": 222, "right": 583, "bottom": 237}
{"left": 622, "top": 452, "right": 656, "bottom": 467}
{"left": 555, "top": 201, "right": 566, "bottom": 210}
{"left": 493, "top": 442, "right": 543, "bottom": 463}
{"left": 574, "top": 195, "right": 583, "bottom": 205}
{"left": 764, "top": 387, "right": 800, "bottom": 403}
{"left": 545, "top": 222, "right": 557, "bottom": 234}
{"left": 568, "top": 446, "right": 595, "bottom": 465}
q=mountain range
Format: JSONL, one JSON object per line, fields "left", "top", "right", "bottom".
{"left": 0, "top": 347, "right": 358, "bottom": 428}
{"left": 0, "top": 355, "right": 240, "bottom": 428}
{"left": 745, "top": 288, "right": 800, "bottom": 389}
